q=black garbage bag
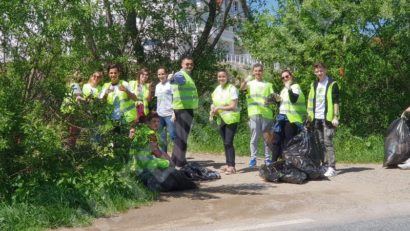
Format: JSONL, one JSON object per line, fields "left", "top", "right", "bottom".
{"left": 140, "top": 168, "right": 198, "bottom": 192}
{"left": 181, "top": 162, "right": 221, "bottom": 181}
{"left": 259, "top": 161, "right": 308, "bottom": 184}
{"left": 282, "top": 129, "right": 323, "bottom": 179}
{"left": 383, "top": 117, "right": 410, "bottom": 167}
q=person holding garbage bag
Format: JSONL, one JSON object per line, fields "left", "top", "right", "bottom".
{"left": 240, "top": 63, "right": 275, "bottom": 167}
{"left": 307, "top": 63, "right": 340, "bottom": 177}
{"left": 210, "top": 70, "right": 240, "bottom": 175}
{"left": 271, "top": 70, "right": 307, "bottom": 162}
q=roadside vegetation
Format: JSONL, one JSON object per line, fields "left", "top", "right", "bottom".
{"left": 0, "top": 0, "right": 409, "bottom": 230}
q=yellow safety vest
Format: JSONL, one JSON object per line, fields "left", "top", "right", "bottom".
{"left": 211, "top": 84, "right": 240, "bottom": 125}
{"left": 307, "top": 81, "right": 338, "bottom": 122}
{"left": 246, "top": 80, "right": 274, "bottom": 119}
{"left": 279, "top": 84, "right": 307, "bottom": 123}
{"left": 172, "top": 70, "right": 198, "bottom": 110}
{"left": 102, "top": 80, "right": 137, "bottom": 124}
{"left": 129, "top": 81, "right": 150, "bottom": 116}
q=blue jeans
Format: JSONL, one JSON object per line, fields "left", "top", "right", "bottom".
{"left": 159, "top": 115, "right": 176, "bottom": 153}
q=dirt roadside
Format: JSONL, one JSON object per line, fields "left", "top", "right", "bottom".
{"left": 59, "top": 153, "right": 410, "bottom": 231}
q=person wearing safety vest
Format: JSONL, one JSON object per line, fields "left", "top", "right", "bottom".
{"left": 129, "top": 113, "right": 178, "bottom": 192}
{"left": 240, "top": 63, "right": 274, "bottom": 167}
{"left": 210, "top": 70, "right": 240, "bottom": 175}
{"left": 82, "top": 71, "right": 103, "bottom": 99}
{"left": 129, "top": 68, "right": 153, "bottom": 123}
{"left": 168, "top": 56, "right": 198, "bottom": 167}
{"left": 129, "top": 113, "right": 171, "bottom": 174}
{"left": 99, "top": 64, "right": 137, "bottom": 131}
{"left": 60, "top": 69, "right": 85, "bottom": 148}
{"left": 307, "top": 63, "right": 340, "bottom": 177}
{"left": 270, "top": 70, "right": 307, "bottom": 162}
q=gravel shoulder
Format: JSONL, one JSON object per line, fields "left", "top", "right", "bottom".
{"left": 59, "top": 153, "right": 410, "bottom": 231}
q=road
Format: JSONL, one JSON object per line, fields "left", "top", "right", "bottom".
{"left": 59, "top": 153, "right": 410, "bottom": 231}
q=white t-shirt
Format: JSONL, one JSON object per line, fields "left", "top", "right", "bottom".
{"left": 279, "top": 84, "right": 301, "bottom": 114}
{"left": 155, "top": 81, "right": 173, "bottom": 117}
{"left": 315, "top": 77, "right": 328, "bottom": 119}
{"left": 70, "top": 82, "right": 82, "bottom": 95}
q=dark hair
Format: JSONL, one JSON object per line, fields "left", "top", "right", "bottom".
{"left": 313, "top": 62, "right": 326, "bottom": 69}
{"left": 107, "top": 63, "right": 120, "bottom": 73}
{"left": 252, "top": 63, "right": 264, "bottom": 70}
{"left": 280, "top": 69, "right": 293, "bottom": 77}
{"left": 147, "top": 112, "right": 160, "bottom": 122}
{"left": 157, "top": 66, "right": 167, "bottom": 73}
{"left": 181, "top": 56, "right": 194, "bottom": 64}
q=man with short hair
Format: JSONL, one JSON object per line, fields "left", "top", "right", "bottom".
{"left": 99, "top": 64, "right": 137, "bottom": 126}
{"left": 240, "top": 63, "right": 274, "bottom": 167}
{"left": 168, "top": 57, "right": 198, "bottom": 167}
{"left": 307, "top": 63, "right": 340, "bottom": 177}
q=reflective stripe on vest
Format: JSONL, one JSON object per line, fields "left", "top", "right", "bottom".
{"left": 172, "top": 70, "right": 198, "bottom": 109}
{"left": 211, "top": 84, "right": 240, "bottom": 125}
{"left": 279, "top": 84, "right": 307, "bottom": 123}
{"left": 82, "top": 83, "right": 101, "bottom": 98}
{"left": 246, "top": 80, "right": 273, "bottom": 119}
{"left": 102, "top": 80, "right": 137, "bottom": 123}
{"left": 307, "top": 81, "right": 337, "bottom": 122}
{"left": 130, "top": 81, "right": 150, "bottom": 116}
{"left": 129, "top": 129, "right": 170, "bottom": 171}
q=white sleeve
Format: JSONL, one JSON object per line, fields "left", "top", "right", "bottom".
{"left": 230, "top": 86, "right": 239, "bottom": 100}
{"left": 155, "top": 84, "right": 159, "bottom": 97}
{"left": 291, "top": 84, "right": 300, "bottom": 95}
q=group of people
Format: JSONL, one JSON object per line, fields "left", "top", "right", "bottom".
{"left": 62, "top": 57, "right": 341, "bottom": 186}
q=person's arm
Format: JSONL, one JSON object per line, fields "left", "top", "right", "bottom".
{"left": 169, "top": 72, "right": 186, "bottom": 85}
{"left": 240, "top": 75, "right": 253, "bottom": 91}
{"left": 332, "top": 83, "right": 340, "bottom": 127}
{"left": 212, "top": 99, "right": 238, "bottom": 113}
{"left": 288, "top": 85, "right": 300, "bottom": 104}
{"left": 120, "top": 84, "right": 137, "bottom": 101}
{"left": 405, "top": 107, "right": 410, "bottom": 113}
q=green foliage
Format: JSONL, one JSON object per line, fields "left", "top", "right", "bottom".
{"left": 241, "top": 0, "right": 410, "bottom": 135}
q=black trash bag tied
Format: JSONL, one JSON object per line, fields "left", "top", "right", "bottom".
{"left": 383, "top": 117, "right": 410, "bottom": 167}
{"left": 283, "top": 129, "right": 323, "bottom": 179}
{"left": 259, "top": 161, "right": 307, "bottom": 184}
{"left": 181, "top": 162, "right": 221, "bottom": 181}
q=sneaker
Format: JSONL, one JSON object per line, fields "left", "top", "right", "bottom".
{"left": 324, "top": 167, "right": 337, "bottom": 177}
{"left": 403, "top": 158, "right": 410, "bottom": 164}
{"left": 249, "top": 158, "right": 257, "bottom": 168}
{"left": 398, "top": 162, "right": 410, "bottom": 170}
{"left": 264, "top": 159, "right": 273, "bottom": 166}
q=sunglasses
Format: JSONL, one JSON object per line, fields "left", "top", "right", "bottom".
{"left": 281, "top": 75, "right": 290, "bottom": 80}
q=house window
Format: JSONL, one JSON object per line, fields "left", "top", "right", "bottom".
{"left": 234, "top": 1, "right": 238, "bottom": 12}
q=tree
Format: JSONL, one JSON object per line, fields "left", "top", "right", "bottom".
{"left": 240, "top": 0, "right": 410, "bottom": 134}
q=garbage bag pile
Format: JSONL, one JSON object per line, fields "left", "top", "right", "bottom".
{"left": 141, "top": 163, "right": 221, "bottom": 192}
{"left": 383, "top": 117, "right": 410, "bottom": 168}
{"left": 260, "top": 129, "right": 325, "bottom": 184}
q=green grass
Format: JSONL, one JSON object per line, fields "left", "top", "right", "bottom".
{"left": 0, "top": 182, "right": 154, "bottom": 231}
{"left": 189, "top": 123, "right": 384, "bottom": 164}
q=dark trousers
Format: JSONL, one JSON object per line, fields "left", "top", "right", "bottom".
{"left": 172, "top": 109, "right": 194, "bottom": 167}
{"left": 272, "top": 115, "right": 300, "bottom": 161}
{"left": 218, "top": 122, "right": 238, "bottom": 167}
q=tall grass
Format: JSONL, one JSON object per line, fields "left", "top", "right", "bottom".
{"left": 189, "top": 123, "right": 384, "bottom": 163}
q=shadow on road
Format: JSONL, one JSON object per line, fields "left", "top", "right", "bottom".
{"left": 337, "top": 167, "right": 374, "bottom": 176}
{"left": 159, "top": 183, "right": 274, "bottom": 201}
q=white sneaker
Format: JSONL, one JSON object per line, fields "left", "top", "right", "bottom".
{"left": 324, "top": 167, "right": 337, "bottom": 177}
{"left": 403, "top": 158, "right": 410, "bottom": 164}
{"left": 398, "top": 162, "right": 410, "bottom": 170}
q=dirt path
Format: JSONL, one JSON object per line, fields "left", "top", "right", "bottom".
{"left": 60, "top": 153, "right": 410, "bottom": 231}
